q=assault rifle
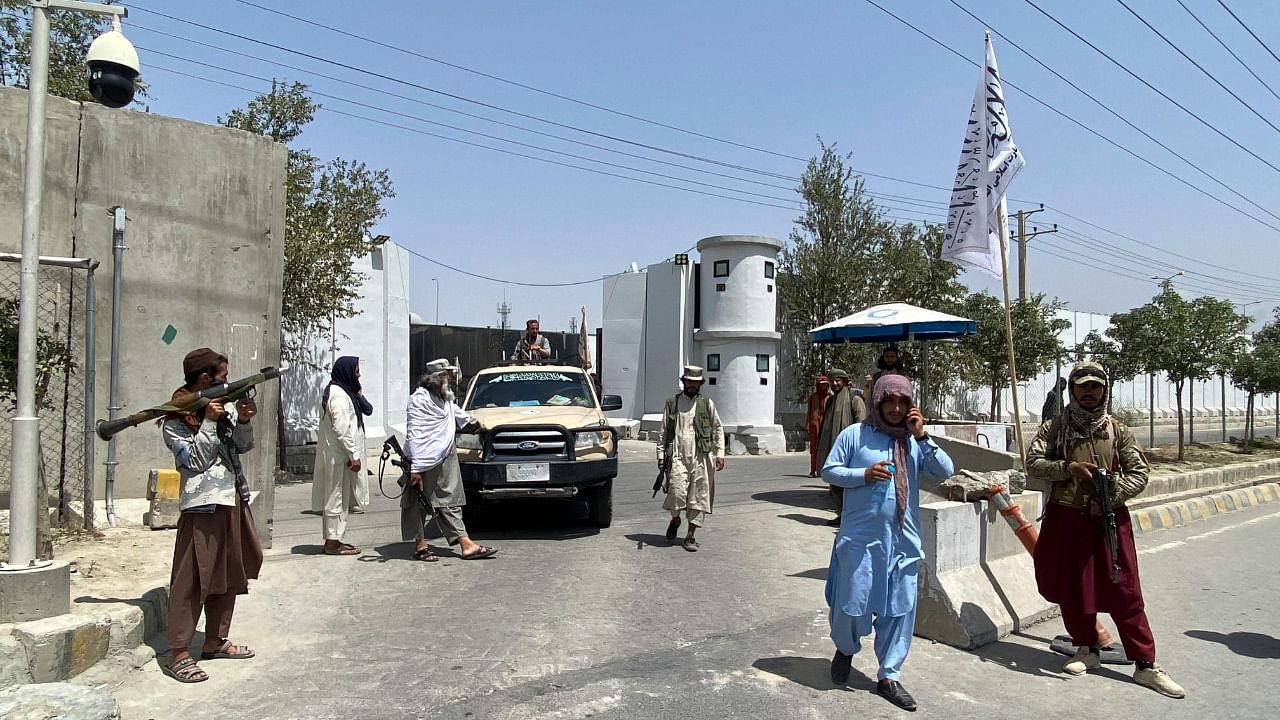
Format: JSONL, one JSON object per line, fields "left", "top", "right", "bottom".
{"left": 652, "top": 457, "right": 670, "bottom": 498}
{"left": 1091, "top": 466, "right": 1122, "bottom": 584}
{"left": 95, "top": 367, "right": 281, "bottom": 441}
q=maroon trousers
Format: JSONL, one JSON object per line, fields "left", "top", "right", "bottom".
{"left": 1034, "top": 502, "right": 1157, "bottom": 662}
{"left": 808, "top": 428, "right": 821, "bottom": 474}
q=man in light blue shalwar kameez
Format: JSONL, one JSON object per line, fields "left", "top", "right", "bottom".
{"left": 822, "top": 374, "right": 953, "bottom": 712}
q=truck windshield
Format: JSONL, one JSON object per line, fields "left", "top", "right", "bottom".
{"left": 466, "top": 371, "right": 597, "bottom": 410}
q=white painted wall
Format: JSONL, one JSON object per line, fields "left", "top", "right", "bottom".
{"left": 282, "top": 241, "right": 410, "bottom": 448}
{"left": 697, "top": 336, "right": 777, "bottom": 427}
{"left": 642, "top": 262, "right": 695, "bottom": 415}
{"left": 601, "top": 271, "right": 648, "bottom": 419}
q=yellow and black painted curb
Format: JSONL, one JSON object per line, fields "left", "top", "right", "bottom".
{"left": 1131, "top": 481, "right": 1280, "bottom": 535}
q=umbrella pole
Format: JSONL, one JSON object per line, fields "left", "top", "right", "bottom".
{"left": 920, "top": 341, "right": 930, "bottom": 417}
{"left": 997, "top": 199, "right": 1029, "bottom": 469}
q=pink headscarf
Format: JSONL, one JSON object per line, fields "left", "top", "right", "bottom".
{"left": 867, "top": 374, "right": 914, "bottom": 527}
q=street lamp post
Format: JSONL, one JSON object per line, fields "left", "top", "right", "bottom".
{"left": 1151, "top": 270, "right": 1185, "bottom": 293}
{"left": 6, "top": 0, "right": 130, "bottom": 572}
{"left": 431, "top": 278, "right": 439, "bottom": 324}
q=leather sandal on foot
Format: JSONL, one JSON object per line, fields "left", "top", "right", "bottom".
{"left": 413, "top": 547, "right": 440, "bottom": 562}
{"left": 162, "top": 657, "right": 208, "bottom": 683}
{"left": 323, "top": 542, "right": 359, "bottom": 556}
{"left": 461, "top": 545, "right": 498, "bottom": 560}
{"left": 200, "top": 640, "right": 255, "bottom": 660}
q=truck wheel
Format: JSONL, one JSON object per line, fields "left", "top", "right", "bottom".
{"left": 462, "top": 491, "right": 488, "bottom": 527}
{"left": 588, "top": 479, "right": 613, "bottom": 528}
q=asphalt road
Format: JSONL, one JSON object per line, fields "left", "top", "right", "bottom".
{"left": 108, "top": 452, "right": 1280, "bottom": 720}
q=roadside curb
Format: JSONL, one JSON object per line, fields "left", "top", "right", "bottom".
{"left": 1131, "top": 482, "right": 1280, "bottom": 535}
{"left": 0, "top": 585, "right": 167, "bottom": 690}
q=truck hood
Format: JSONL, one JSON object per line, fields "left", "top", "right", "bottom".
{"left": 468, "top": 405, "right": 606, "bottom": 430}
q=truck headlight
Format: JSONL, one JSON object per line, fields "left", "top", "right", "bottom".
{"left": 455, "top": 433, "right": 481, "bottom": 450}
{"left": 574, "top": 430, "right": 608, "bottom": 449}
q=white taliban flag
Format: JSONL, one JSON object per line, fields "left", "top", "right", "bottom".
{"left": 942, "top": 33, "right": 1024, "bottom": 278}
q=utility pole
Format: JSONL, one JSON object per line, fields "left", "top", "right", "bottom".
{"left": 1013, "top": 204, "right": 1055, "bottom": 301}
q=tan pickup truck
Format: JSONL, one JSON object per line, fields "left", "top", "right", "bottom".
{"left": 455, "top": 362, "right": 622, "bottom": 527}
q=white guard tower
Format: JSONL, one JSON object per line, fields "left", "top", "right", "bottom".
{"left": 693, "top": 235, "right": 786, "bottom": 454}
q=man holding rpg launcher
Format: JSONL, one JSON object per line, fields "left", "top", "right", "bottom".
{"left": 157, "top": 349, "right": 270, "bottom": 683}
{"left": 1027, "top": 361, "right": 1185, "bottom": 698}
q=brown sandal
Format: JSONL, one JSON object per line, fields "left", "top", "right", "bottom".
{"left": 200, "top": 640, "right": 255, "bottom": 660}
{"left": 162, "top": 656, "right": 208, "bottom": 683}
{"left": 323, "top": 542, "right": 359, "bottom": 556}
{"left": 413, "top": 547, "right": 439, "bottom": 562}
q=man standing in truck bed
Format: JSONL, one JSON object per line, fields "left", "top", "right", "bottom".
{"left": 658, "top": 365, "right": 724, "bottom": 552}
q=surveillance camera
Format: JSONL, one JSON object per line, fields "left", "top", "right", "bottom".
{"left": 86, "top": 30, "right": 139, "bottom": 108}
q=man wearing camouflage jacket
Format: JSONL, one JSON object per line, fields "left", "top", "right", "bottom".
{"left": 1026, "top": 361, "right": 1185, "bottom": 698}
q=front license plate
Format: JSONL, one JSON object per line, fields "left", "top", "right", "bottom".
{"left": 506, "top": 462, "right": 550, "bottom": 483}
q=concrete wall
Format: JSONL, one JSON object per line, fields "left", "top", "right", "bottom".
{"left": 641, "top": 262, "right": 692, "bottom": 416}
{"left": 0, "top": 88, "right": 286, "bottom": 508}
{"left": 281, "top": 242, "right": 410, "bottom": 448}
{"left": 601, "top": 272, "right": 647, "bottom": 419}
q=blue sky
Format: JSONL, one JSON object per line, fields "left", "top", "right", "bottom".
{"left": 122, "top": 0, "right": 1280, "bottom": 331}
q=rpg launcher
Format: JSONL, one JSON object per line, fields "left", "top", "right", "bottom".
{"left": 95, "top": 367, "right": 281, "bottom": 441}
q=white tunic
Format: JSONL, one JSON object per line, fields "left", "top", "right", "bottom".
{"left": 312, "top": 390, "right": 367, "bottom": 512}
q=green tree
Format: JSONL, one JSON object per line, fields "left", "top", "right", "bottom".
{"left": 220, "top": 81, "right": 395, "bottom": 362}
{"left": 0, "top": 297, "right": 75, "bottom": 410}
{"left": 778, "top": 141, "right": 969, "bottom": 410}
{"left": 1, "top": 0, "right": 148, "bottom": 103}
{"left": 1231, "top": 317, "right": 1280, "bottom": 450}
{"left": 1107, "top": 285, "right": 1247, "bottom": 458}
{"left": 958, "top": 292, "right": 1070, "bottom": 419}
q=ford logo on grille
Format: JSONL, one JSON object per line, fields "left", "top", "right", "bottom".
{"left": 517, "top": 441, "right": 539, "bottom": 450}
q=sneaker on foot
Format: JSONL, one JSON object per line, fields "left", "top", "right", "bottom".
{"left": 1134, "top": 665, "right": 1186, "bottom": 698}
{"left": 1063, "top": 647, "right": 1100, "bottom": 676}
{"left": 830, "top": 650, "right": 852, "bottom": 686}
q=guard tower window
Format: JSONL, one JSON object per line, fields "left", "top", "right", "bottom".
{"left": 706, "top": 354, "right": 721, "bottom": 371}
{"left": 756, "top": 354, "right": 770, "bottom": 372}
{"left": 764, "top": 261, "right": 775, "bottom": 279}
{"left": 713, "top": 260, "right": 729, "bottom": 277}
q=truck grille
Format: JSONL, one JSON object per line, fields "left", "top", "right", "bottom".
{"left": 490, "top": 430, "right": 566, "bottom": 458}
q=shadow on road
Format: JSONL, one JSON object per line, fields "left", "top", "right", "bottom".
{"left": 1185, "top": 629, "right": 1280, "bottom": 659}
{"left": 788, "top": 567, "right": 828, "bottom": 581}
{"left": 752, "top": 655, "right": 873, "bottom": 692}
{"left": 624, "top": 533, "right": 676, "bottom": 549}
{"left": 778, "top": 512, "right": 833, "bottom": 527}
{"left": 289, "top": 544, "right": 327, "bottom": 556}
{"left": 973, "top": 634, "right": 1071, "bottom": 679}
{"left": 752, "top": 488, "right": 831, "bottom": 511}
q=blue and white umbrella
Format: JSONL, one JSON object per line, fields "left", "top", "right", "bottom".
{"left": 809, "top": 302, "right": 975, "bottom": 344}
{"left": 809, "top": 302, "right": 976, "bottom": 416}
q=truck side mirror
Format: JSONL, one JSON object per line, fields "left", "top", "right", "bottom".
{"left": 601, "top": 394, "right": 623, "bottom": 411}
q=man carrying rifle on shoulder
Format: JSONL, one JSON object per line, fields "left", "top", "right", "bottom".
{"left": 1026, "top": 361, "right": 1185, "bottom": 698}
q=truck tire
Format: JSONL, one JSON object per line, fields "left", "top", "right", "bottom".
{"left": 588, "top": 479, "right": 613, "bottom": 528}
{"left": 462, "top": 491, "right": 488, "bottom": 528}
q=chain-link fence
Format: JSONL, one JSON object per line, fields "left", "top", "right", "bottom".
{"left": 0, "top": 257, "right": 95, "bottom": 549}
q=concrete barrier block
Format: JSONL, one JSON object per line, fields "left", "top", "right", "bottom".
{"left": 105, "top": 607, "right": 145, "bottom": 651}
{"left": 0, "top": 635, "right": 32, "bottom": 689}
{"left": 0, "top": 682, "right": 121, "bottom": 720}
{"left": 0, "top": 561, "right": 71, "bottom": 624}
{"left": 12, "top": 615, "right": 111, "bottom": 683}
{"left": 917, "top": 563, "right": 1013, "bottom": 649}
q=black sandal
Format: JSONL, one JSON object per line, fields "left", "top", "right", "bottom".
{"left": 162, "top": 656, "right": 208, "bottom": 683}
{"left": 413, "top": 547, "right": 439, "bottom": 562}
{"left": 461, "top": 545, "right": 498, "bottom": 560}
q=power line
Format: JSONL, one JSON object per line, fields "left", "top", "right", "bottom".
{"left": 147, "top": 63, "right": 805, "bottom": 212}
{"left": 127, "top": 3, "right": 806, "bottom": 184}
{"left": 130, "top": 4, "right": 1030, "bottom": 205}
{"left": 129, "top": 21, "right": 814, "bottom": 196}
{"left": 1043, "top": 203, "right": 1280, "bottom": 285}
{"left": 1177, "top": 0, "right": 1280, "bottom": 105}
{"left": 947, "top": 0, "right": 1280, "bottom": 225}
{"left": 1020, "top": 0, "right": 1280, "bottom": 176}
{"left": 861, "top": 0, "right": 1280, "bottom": 234}
{"left": 1216, "top": 0, "right": 1280, "bottom": 67}
{"left": 1114, "top": 0, "right": 1280, "bottom": 138}
{"left": 226, "top": 0, "right": 809, "bottom": 164}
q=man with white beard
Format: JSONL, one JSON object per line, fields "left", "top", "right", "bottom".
{"left": 401, "top": 359, "right": 498, "bottom": 561}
